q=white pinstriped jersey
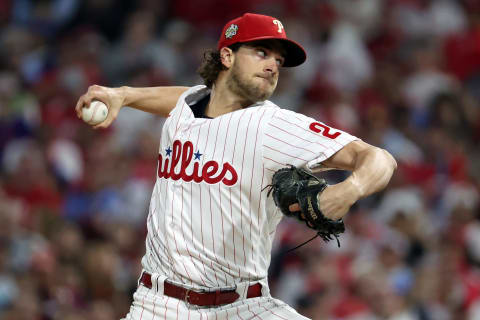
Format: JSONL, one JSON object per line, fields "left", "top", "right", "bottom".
{"left": 141, "top": 85, "right": 357, "bottom": 290}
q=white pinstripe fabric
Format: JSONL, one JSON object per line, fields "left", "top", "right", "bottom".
{"left": 127, "top": 85, "right": 357, "bottom": 319}
{"left": 122, "top": 284, "right": 310, "bottom": 320}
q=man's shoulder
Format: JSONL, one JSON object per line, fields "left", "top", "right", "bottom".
{"left": 246, "top": 101, "right": 310, "bottom": 123}
{"left": 253, "top": 99, "right": 281, "bottom": 111}
{"left": 257, "top": 102, "right": 304, "bottom": 118}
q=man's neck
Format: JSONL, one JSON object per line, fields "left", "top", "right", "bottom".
{"left": 205, "top": 81, "right": 253, "bottom": 118}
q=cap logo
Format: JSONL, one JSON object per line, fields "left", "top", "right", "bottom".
{"left": 273, "top": 19, "right": 284, "bottom": 33}
{"left": 225, "top": 24, "right": 238, "bottom": 39}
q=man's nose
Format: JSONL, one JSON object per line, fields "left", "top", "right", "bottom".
{"left": 264, "top": 57, "right": 279, "bottom": 75}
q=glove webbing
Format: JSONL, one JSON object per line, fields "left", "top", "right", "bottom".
{"left": 263, "top": 183, "right": 341, "bottom": 252}
{"left": 262, "top": 164, "right": 340, "bottom": 253}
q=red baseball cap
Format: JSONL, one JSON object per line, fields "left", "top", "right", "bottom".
{"left": 217, "top": 13, "right": 306, "bottom": 67}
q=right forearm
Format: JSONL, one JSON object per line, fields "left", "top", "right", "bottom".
{"left": 120, "top": 86, "right": 189, "bottom": 116}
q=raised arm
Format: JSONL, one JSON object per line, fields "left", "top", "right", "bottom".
{"left": 75, "top": 85, "right": 189, "bottom": 129}
{"left": 290, "top": 140, "right": 397, "bottom": 220}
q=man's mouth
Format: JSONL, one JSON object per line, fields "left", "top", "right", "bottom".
{"left": 256, "top": 75, "right": 273, "bottom": 84}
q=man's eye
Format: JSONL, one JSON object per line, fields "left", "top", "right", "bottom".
{"left": 257, "top": 49, "right": 266, "bottom": 57}
{"left": 276, "top": 59, "right": 284, "bottom": 66}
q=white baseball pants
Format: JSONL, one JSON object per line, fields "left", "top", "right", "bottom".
{"left": 121, "top": 274, "right": 309, "bottom": 320}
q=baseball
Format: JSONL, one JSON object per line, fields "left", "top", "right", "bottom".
{"left": 82, "top": 100, "right": 108, "bottom": 125}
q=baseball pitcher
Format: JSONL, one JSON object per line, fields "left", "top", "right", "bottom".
{"left": 76, "top": 13, "right": 397, "bottom": 320}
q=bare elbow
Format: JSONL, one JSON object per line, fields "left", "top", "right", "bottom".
{"left": 349, "top": 146, "right": 397, "bottom": 198}
{"left": 370, "top": 147, "right": 397, "bottom": 176}
{"left": 367, "top": 146, "right": 397, "bottom": 170}
{"left": 382, "top": 148, "right": 397, "bottom": 172}
{"left": 377, "top": 148, "right": 397, "bottom": 185}
{"left": 372, "top": 148, "right": 397, "bottom": 192}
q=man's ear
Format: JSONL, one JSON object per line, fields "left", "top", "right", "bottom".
{"left": 220, "top": 47, "right": 235, "bottom": 69}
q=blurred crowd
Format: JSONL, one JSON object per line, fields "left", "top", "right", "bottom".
{"left": 1, "top": 0, "right": 480, "bottom": 319}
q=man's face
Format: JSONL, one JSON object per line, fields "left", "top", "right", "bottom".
{"left": 226, "top": 41, "right": 285, "bottom": 103}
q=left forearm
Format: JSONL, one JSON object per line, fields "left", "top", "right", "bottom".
{"left": 311, "top": 141, "right": 397, "bottom": 220}
{"left": 315, "top": 147, "right": 397, "bottom": 220}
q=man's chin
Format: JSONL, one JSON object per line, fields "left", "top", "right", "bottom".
{"left": 255, "top": 82, "right": 276, "bottom": 99}
{"left": 253, "top": 92, "right": 273, "bottom": 102}
{"left": 231, "top": 76, "right": 275, "bottom": 103}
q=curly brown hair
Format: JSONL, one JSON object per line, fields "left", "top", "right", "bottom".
{"left": 197, "top": 44, "right": 241, "bottom": 88}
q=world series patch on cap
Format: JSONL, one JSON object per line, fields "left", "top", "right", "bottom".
{"left": 217, "top": 13, "right": 307, "bottom": 67}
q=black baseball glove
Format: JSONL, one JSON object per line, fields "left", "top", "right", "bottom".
{"left": 267, "top": 165, "right": 345, "bottom": 248}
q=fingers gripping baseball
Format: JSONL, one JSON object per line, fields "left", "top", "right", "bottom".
{"left": 75, "top": 85, "right": 103, "bottom": 118}
{"left": 75, "top": 85, "right": 124, "bottom": 128}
